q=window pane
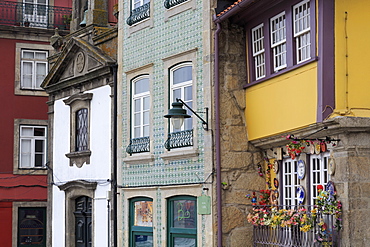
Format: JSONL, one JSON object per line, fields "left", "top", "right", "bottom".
{"left": 22, "top": 51, "right": 34, "bottom": 59}
{"left": 134, "top": 127, "right": 141, "bottom": 138}
{"left": 20, "top": 139, "right": 31, "bottom": 168}
{"left": 143, "top": 126, "right": 149, "bottom": 137}
{"left": 174, "top": 237, "right": 196, "bottom": 247}
{"left": 134, "top": 99, "right": 141, "bottom": 113}
{"left": 172, "top": 200, "right": 196, "bottom": 229}
{"left": 134, "top": 234, "right": 153, "bottom": 246}
{"left": 134, "top": 113, "right": 141, "bottom": 126}
{"left": 22, "top": 62, "right": 33, "bottom": 88}
{"left": 35, "top": 52, "right": 47, "bottom": 59}
{"left": 35, "top": 154, "right": 43, "bottom": 167}
{"left": 173, "top": 66, "right": 192, "bottom": 84}
{"left": 173, "top": 89, "right": 181, "bottom": 101}
{"left": 134, "top": 78, "right": 149, "bottom": 94}
{"left": 184, "top": 86, "right": 192, "bottom": 101}
{"left": 18, "top": 208, "right": 46, "bottom": 246}
{"left": 35, "top": 140, "right": 44, "bottom": 152}
{"left": 21, "top": 127, "right": 33, "bottom": 137}
{"left": 34, "top": 128, "right": 45, "bottom": 137}
{"left": 36, "top": 63, "right": 46, "bottom": 88}
{"left": 143, "top": 111, "right": 149, "bottom": 125}
{"left": 143, "top": 96, "right": 150, "bottom": 110}
{"left": 134, "top": 201, "right": 153, "bottom": 227}
{"left": 76, "top": 108, "right": 88, "bottom": 151}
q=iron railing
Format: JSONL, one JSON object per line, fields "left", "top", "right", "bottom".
{"left": 126, "top": 136, "right": 150, "bottom": 155}
{"left": 164, "top": 129, "right": 193, "bottom": 150}
{"left": 164, "top": 0, "right": 188, "bottom": 9}
{"left": 0, "top": 1, "right": 71, "bottom": 30}
{"left": 251, "top": 205, "right": 340, "bottom": 247}
{"left": 126, "top": 2, "right": 150, "bottom": 26}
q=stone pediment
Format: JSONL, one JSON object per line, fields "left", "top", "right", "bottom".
{"left": 41, "top": 37, "right": 116, "bottom": 93}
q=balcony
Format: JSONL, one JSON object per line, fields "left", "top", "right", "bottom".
{"left": 249, "top": 205, "right": 341, "bottom": 247}
{"left": 126, "top": 137, "right": 150, "bottom": 155}
{"left": 164, "top": 129, "right": 193, "bottom": 151}
{"left": 0, "top": 1, "right": 72, "bottom": 30}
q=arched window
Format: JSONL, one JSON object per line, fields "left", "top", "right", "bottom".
{"left": 129, "top": 197, "right": 153, "bottom": 246}
{"left": 167, "top": 195, "right": 197, "bottom": 247}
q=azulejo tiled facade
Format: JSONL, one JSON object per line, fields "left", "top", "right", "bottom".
{"left": 118, "top": 0, "right": 214, "bottom": 246}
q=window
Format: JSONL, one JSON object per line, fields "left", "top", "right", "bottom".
{"left": 167, "top": 196, "right": 197, "bottom": 247}
{"left": 310, "top": 153, "right": 329, "bottom": 204}
{"left": 282, "top": 158, "right": 299, "bottom": 206}
{"left": 64, "top": 93, "right": 93, "bottom": 167}
{"left": 170, "top": 63, "right": 193, "bottom": 132}
{"left": 164, "top": 63, "right": 194, "bottom": 151}
{"left": 252, "top": 24, "right": 266, "bottom": 79}
{"left": 129, "top": 197, "right": 153, "bottom": 247}
{"left": 132, "top": 76, "right": 150, "bottom": 139}
{"left": 249, "top": 0, "right": 313, "bottom": 82}
{"left": 270, "top": 12, "right": 287, "bottom": 72}
{"left": 19, "top": 125, "right": 47, "bottom": 169}
{"left": 293, "top": 0, "right": 311, "bottom": 63}
{"left": 21, "top": 50, "right": 48, "bottom": 90}
{"left": 18, "top": 207, "right": 46, "bottom": 247}
{"left": 126, "top": 0, "right": 150, "bottom": 26}
{"left": 126, "top": 75, "right": 151, "bottom": 155}
{"left": 76, "top": 108, "right": 88, "bottom": 151}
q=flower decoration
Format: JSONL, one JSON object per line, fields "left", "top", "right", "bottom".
{"left": 286, "top": 140, "right": 306, "bottom": 159}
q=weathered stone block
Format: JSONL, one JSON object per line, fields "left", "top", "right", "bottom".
{"left": 222, "top": 206, "right": 245, "bottom": 233}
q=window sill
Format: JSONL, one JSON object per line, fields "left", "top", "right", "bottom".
{"left": 128, "top": 17, "right": 153, "bottom": 36}
{"left": 14, "top": 168, "right": 47, "bottom": 175}
{"left": 123, "top": 153, "right": 154, "bottom": 165}
{"left": 65, "top": 150, "right": 91, "bottom": 168}
{"left": 164, "top": 0, "right": 196, "bottom": 21}
{"left": 244, "top": 57, "right": 318, "bottom": 89}
{"left": 160, "top": 147, "right": 199, "bottom": 162}
{"left": 14, "top": 86, "right": 48, "bottom": 96}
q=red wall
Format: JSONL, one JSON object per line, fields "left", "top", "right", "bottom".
{"left": 0, "top": 39, "right": 49, "bottom": 174}
{"left": 0, "top": 202, "right": 12, "bottom": 247}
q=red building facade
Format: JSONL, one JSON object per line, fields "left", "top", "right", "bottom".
{"left": 0, "top": 2, "right": 70, "bottom": 245}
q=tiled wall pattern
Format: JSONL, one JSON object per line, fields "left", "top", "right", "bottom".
{"left": 121, "top": 0, "right": 205, "bottom": 187}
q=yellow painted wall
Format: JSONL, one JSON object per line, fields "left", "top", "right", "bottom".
{"left": 333, "top": 0, "right": 370, "bottom": 117}
{"left": 246, "top": 62, "right": 317, "bottom": 140}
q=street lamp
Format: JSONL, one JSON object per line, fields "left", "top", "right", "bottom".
{"left": 164, "top": 98, "right": 209, "bottom": 131}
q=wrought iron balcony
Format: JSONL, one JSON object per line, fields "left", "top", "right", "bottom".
{"left": 164, "top": 129, "right": 193, "bottom": 150}
{"left": 126, "top": 136, "right": 150, "bottom": 155}
{"left": 0, "top": 1, "right": 72, "bottom": 30}
{"left": 164, "top": 0, "right": 188, "bottom": 9}
{"left": 126, "top": 2, "right": 150, "bottom": 26}
{"left": 251, "top": 205, "right": 340, "bottom": 247}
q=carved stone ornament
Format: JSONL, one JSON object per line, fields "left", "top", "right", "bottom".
{"left": 76, "top": 52, "right": 85, "bottom": 73}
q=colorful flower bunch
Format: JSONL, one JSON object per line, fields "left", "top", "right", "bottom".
{"left": 246, "top": 190, "right": 271, "bottom": 206}
{"left": 286, "top": 140, "right": 306, "bottom": 160}
{"left": 247, "top": 206, "right": 317, "bottom": 231}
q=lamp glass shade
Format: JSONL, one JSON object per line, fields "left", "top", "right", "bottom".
{"left": 171, "top": 117, "right": 184, "bottom": 130}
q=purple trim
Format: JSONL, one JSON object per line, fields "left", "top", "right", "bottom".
{"left": 246, "top": 0, "right": 316, "bottom": 82}
{"left": 244, "top": 57, "right": 318, "bottom": 89}
{"left": 214, "top": 21, "right": 223, "bottom": 247}
{"left": 317, "top": 0, "right": 335, "bottom": 122}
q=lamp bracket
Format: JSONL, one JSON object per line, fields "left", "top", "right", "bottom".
{"left": 176, "top": 98, "right": 209, "bottom": 131}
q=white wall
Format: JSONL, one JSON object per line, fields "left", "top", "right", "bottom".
{"left": 52, "top": 85, "right": 112, "bottom": 247}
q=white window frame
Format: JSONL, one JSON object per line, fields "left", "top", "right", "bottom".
{"left": 270, "top": 12, "right": 287, "bottom": 72}
{"left": 293, "top": 0, "right": 311, "bottom": 63}
{"left": 252, "top": 24, "right": 266, "bottom": 80}
{"left": 132, "top": 0, "right": 150, "bottom": 9}
{"left": 282, "top": 158, "right": 299, "bottom": 207}
{"left": 170, "top": 62, "right": 193, "bottom": 132}
{"left": 19, "top": 125, "right": 47, "bottom": 169}
{"left": 310, "top": 152, "right": 329, "bottom": 205}
{"left": 132, "top": 75, "right": 150, "bottom": 138}
{"left": 21, "top": 49, "right": 48, "bottom": 90}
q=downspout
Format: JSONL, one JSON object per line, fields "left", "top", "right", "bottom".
{"left": 111, "top": 64, "right": 118, "bottom": 247}
{"left": 214, "top": 20, "right": 222, "bottom": 247}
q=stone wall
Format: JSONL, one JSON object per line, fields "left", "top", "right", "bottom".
{"left": 216, "top": 20, "right": 265, "bottom": 247}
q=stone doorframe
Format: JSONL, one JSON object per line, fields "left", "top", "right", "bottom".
{"left": 58, "top": 180, "right": 97, "bottom": 247}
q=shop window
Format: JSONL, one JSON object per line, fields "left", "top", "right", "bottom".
{"left": 167, "top": 196, "right": 197, "bottom": 247}
{"left": 18, "top": 207, "right": 46, "bottom": 247}
{"left": 129, "top": 197, "right": 153, "bottom": 246}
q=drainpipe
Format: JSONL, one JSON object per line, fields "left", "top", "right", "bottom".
{"left": 214, "top": 20, "right": 222, "bottom": 247}
{"left": 111, "top": 64, "right": 118, "bottom": 247}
